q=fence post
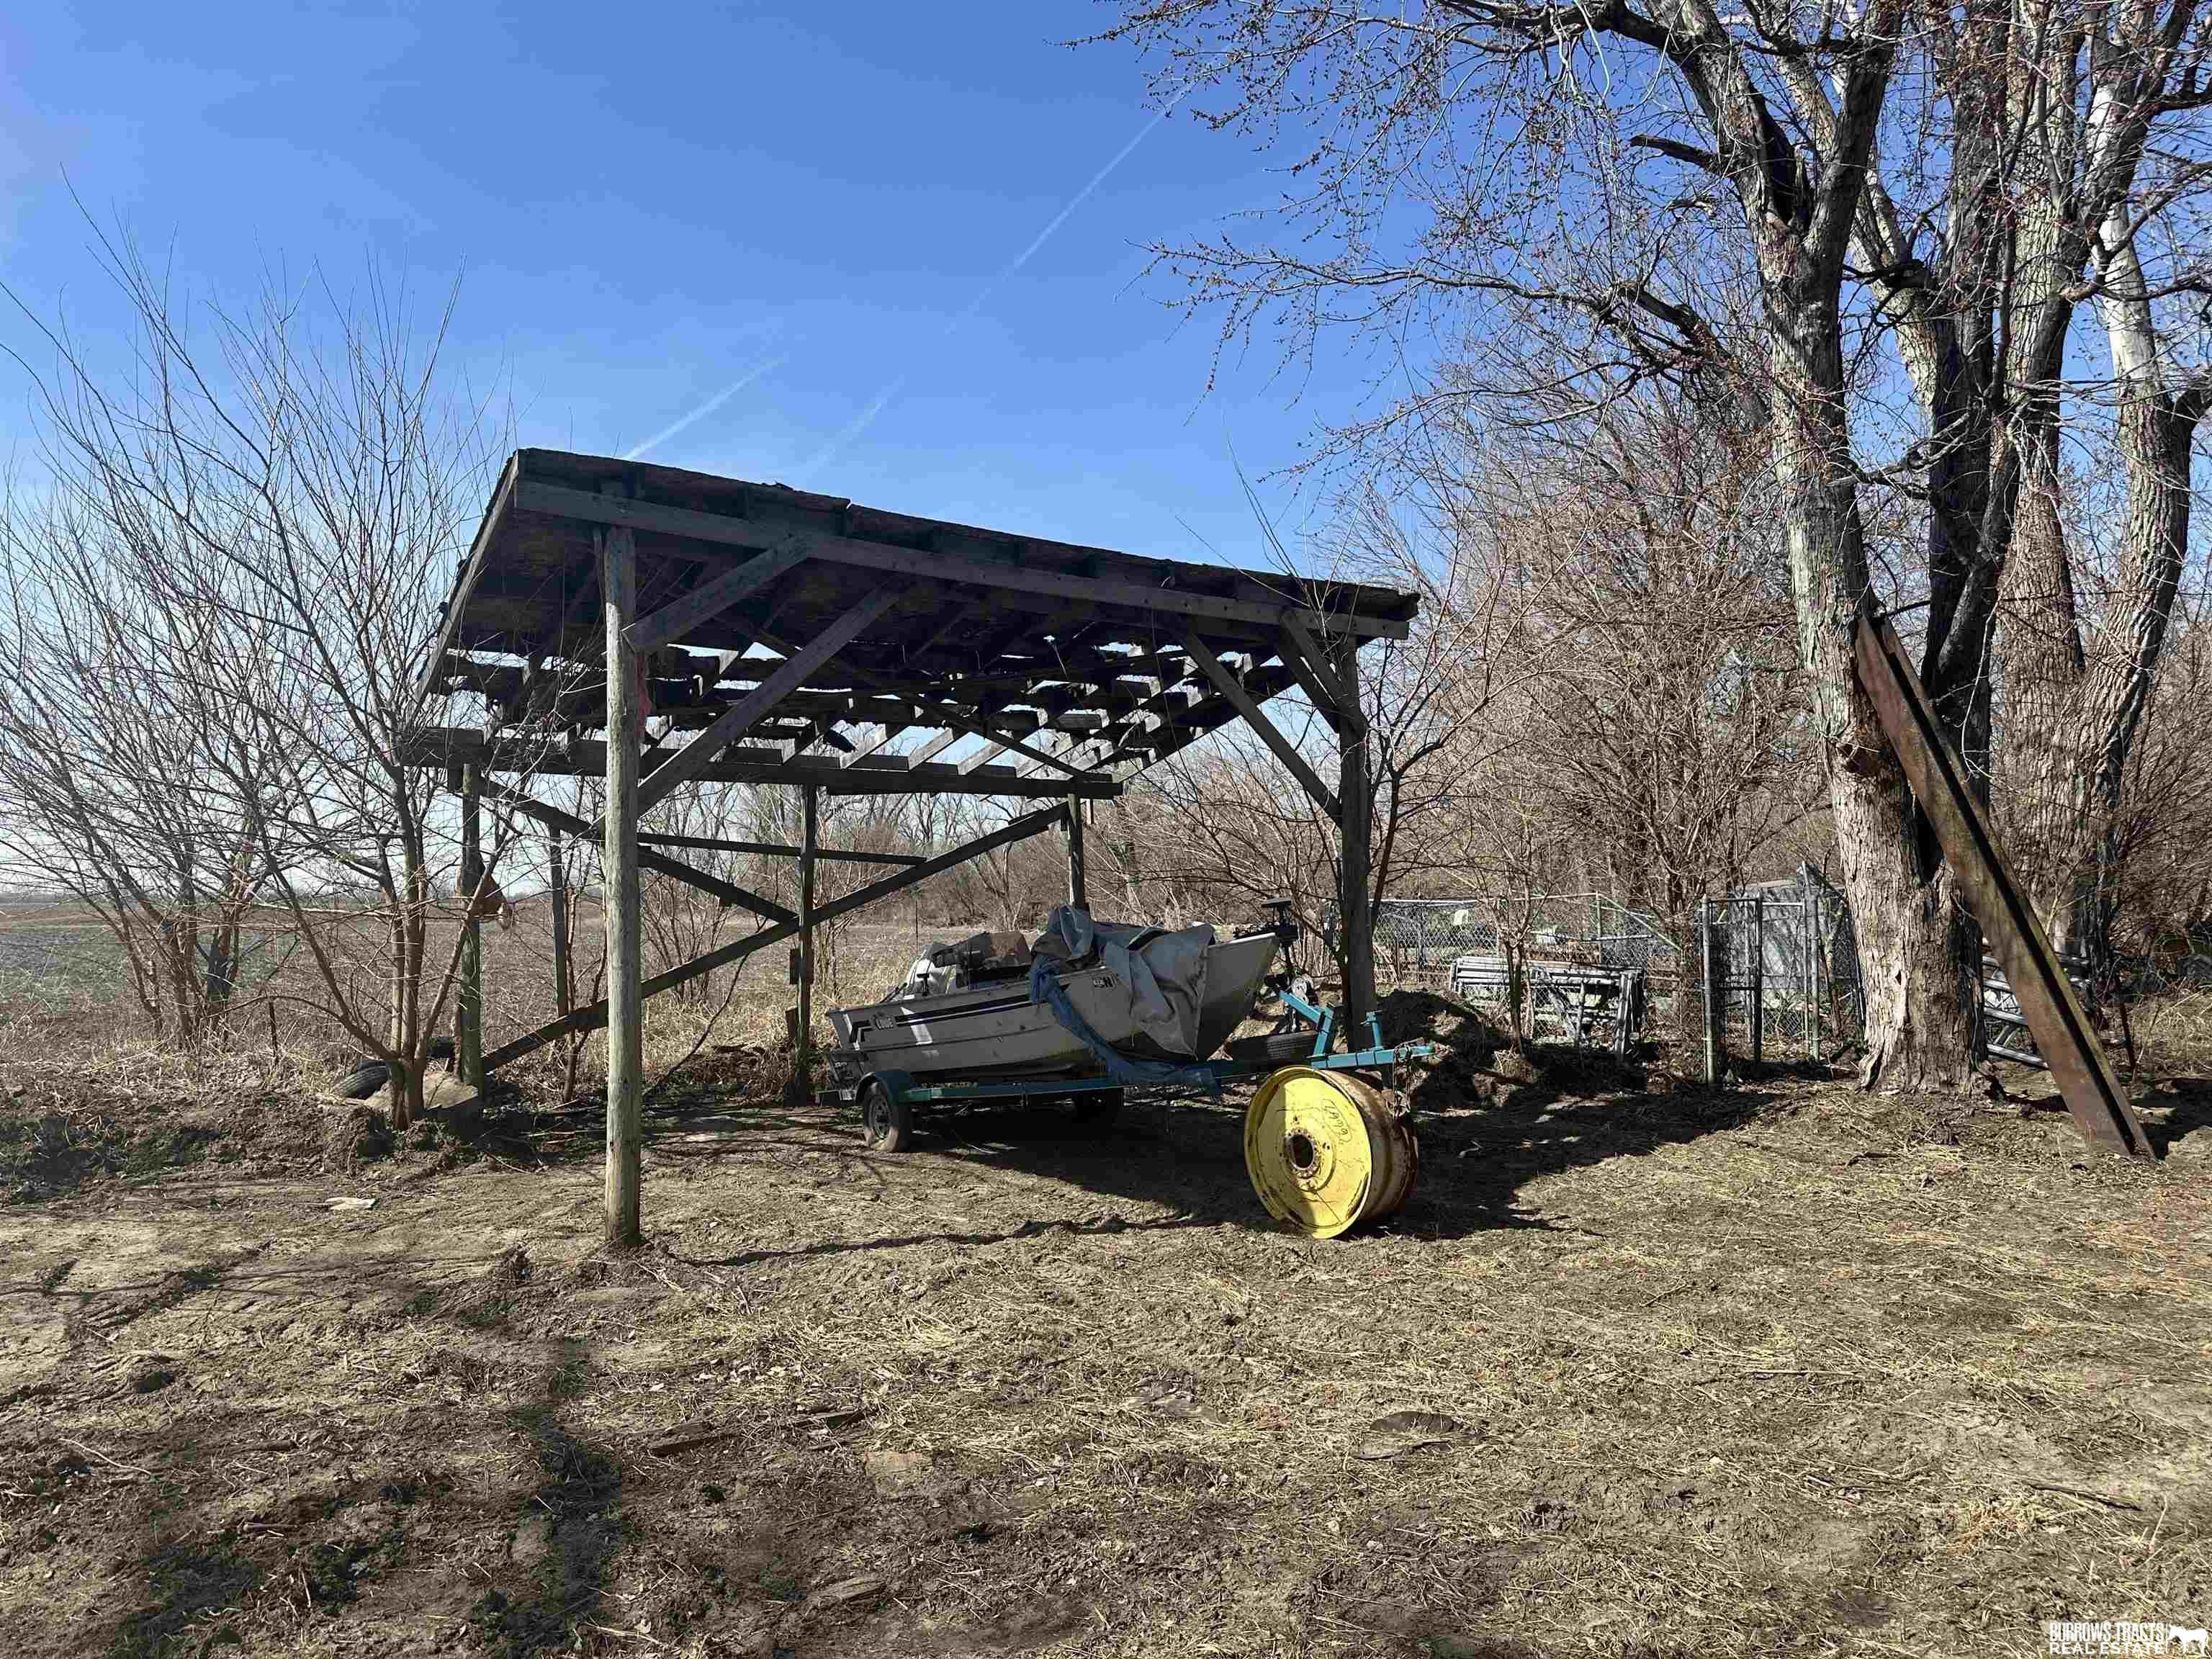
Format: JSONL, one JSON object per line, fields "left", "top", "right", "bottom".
{"left": 1750, "top": 893, "right": 1764, "bottom": 1068}
{"left": 1701, "top": 899, "right": 1721, "bottom": 1084}
{"left": 1805, "top": 889, "right": 1820, "bottom": 1064}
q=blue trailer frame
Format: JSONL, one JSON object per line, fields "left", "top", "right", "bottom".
{"left": 824, "top": 981, "right": 1431, "bottom": 1123}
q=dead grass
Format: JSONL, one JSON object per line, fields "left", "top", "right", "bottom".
{"left": 1, "top": 907, "right": 2211, "bottom": 1655}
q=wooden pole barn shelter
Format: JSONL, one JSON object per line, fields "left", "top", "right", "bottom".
{"left": 407, "top": 449, "right": 1420, "bottom": 1247}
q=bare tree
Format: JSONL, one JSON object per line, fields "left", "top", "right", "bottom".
{"left": 1097, "top": 0, "right": 2212, "bottom": 1087}
{"left": 11, "top": 228, "right": 526, "bottom": 1127}
{"left": 1446, "top": 388, "right": 1813, "bottom": 915}
{"left": 1138, "top": 530, "right": 1523, "bottom": 987}
{"left": 0, "top": 476, "right": 309, "bottom": 1041}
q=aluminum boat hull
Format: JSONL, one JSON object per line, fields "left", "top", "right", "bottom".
{"left": 827, "top": 932, "right": 1280, "bottom": 1082}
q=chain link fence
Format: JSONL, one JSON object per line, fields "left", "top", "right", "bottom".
{"left": 1336, "top": 868, "right": 1867, "bottom": 1066}
{"left": 1345, "top": 894, "right": 1683, "bottom": 1049}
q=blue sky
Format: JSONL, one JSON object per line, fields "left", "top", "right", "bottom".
{"left": 0, "top": 2, "right": 1387, "bottom": 567}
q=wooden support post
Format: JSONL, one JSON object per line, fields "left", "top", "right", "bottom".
{"left": 1066, "top": 797, "right": 1087, "bottom": 911}
{"left": 457, "top": 765, "right": 484, "bottom": 1088}
{"left": 603, "top": 521, "right": 644, "bottom": 1249}
{"left": 1335, "top": 637, "right": 1375, "bottom": 1030}
{"left": 796, "top": 785, "right": 817, "bottom": 1073}
{"left": 1851, "top": 611, "right": 2149, "bottom": 1155}
{"left": 548, "top": 830, "right": 573, "bottom": 1019}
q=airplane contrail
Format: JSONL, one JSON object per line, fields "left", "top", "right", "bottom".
{"left": 799, "top": 99, "right": 1179, "bottom": 479}
{"left": 622, "top": 352, "right": 788, "bottom": 462}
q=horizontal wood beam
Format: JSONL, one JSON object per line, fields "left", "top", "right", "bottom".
{"left": 400, "top": 727, "right": 1120, "bottom": 797}
{"left": 513, "top": 478, "right": 1411, "bottom": 641}
{"left": 639, "top": 833, "right": 922, "bottom": 866}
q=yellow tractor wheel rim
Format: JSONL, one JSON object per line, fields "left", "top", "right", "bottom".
{"left": 1244, "top": 1067, "right": 1413, "bottom": 1238}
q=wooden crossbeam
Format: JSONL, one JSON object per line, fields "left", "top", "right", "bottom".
{"left": 840, "top": 721, "right": 907, "bottom": 768}
{"left": 483, "top": 914, "right": 799, "bottom": 1070}
{"left": 624, "top": 542, "right": 810, "bottom": 656}
{"left": 638, "top": 833, "right": 923, "bottom": 867}
{"left": 637, "top": 586, "right": 906, "bottom": 814}
{"left": 811, "top": 802, "right": 1069, "bottom": 924}
{"left": 401, "top": 727, "right": 1122, "bottom": 796}
{"left": 480, "top": 778, "right": 797, "bottom": 925}
{"left": 906, "top": 729, "right": 962, "bottom": 766}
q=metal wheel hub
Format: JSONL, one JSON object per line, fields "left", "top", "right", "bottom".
{"left": 1244, "top": 1066, "right": 1417, "bottom": 1238}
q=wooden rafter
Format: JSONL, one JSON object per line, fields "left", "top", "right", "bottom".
{"left": 637, "top": 585, "right": 907, "bottom": 814}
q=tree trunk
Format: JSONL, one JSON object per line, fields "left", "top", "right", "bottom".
{"left": 392, "top": 1054, "right": 426, "bottom": 1131}
{"left": 1766, "top": 276, "right": 1975, "bottom": 1090}
{"left": 2072, "top": 388, "right": 2199, "bottom": 961}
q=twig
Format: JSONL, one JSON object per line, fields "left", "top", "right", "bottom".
{"left": 2026, "top": 1481, "right": 2143, "bottom": 1512}
{"left": 647, "top": 1406, "right": 868, "bottom": 1458}
{"left": 58, "top": 1437, "right": 153, "bottom": 1479}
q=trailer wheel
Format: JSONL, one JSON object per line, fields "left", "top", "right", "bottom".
{"left": 1072, "top": 1088, "right": 1123, "bottom": 1129}
{"left": 1244, "top": 1068, "right": 1418, "bottom": 1237}
{"left": 860, "top": 1078, "right": 914, "bottom": 1153}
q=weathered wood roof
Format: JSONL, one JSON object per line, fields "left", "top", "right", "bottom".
{"left": 410, "top": 448, "right": 1419, "bottom": 799}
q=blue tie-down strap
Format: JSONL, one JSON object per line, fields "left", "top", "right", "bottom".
{"left": 1028, "top": 957, "right": 1220, "bottom": 1094}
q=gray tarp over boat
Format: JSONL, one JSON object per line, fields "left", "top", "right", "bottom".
{"left": 1033, "top": 906, "right": 1213, "bottom": 1056}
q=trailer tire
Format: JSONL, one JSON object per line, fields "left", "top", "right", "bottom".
{"left": 859, "top": 1078, "right": 914, "bottom": 1153}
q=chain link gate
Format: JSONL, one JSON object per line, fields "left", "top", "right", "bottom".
{"left": 1697, "top": 871, "right": 1864, "bottom": 1079}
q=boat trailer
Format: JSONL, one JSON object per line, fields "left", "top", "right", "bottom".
{"left": 824, "top": 976, "right": 1434, "bottom": 1238}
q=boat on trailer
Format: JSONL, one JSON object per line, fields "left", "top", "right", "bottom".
{"left": 825, "top": 925, "right": 1282, "bottom": 1084}
{"left": 823, "top": 904, "right": 1438, "bottom": 1237}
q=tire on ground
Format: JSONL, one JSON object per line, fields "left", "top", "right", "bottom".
{"left": 333, "top": 1064, "right": 390, "bottom": 1100}
{"left": 860, "top": 1078, "right": 914, "bottom": 1153}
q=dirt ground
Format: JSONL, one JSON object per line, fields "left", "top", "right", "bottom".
{"left": 4, "top": 968, "right": 2211, "bottom": 1659}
